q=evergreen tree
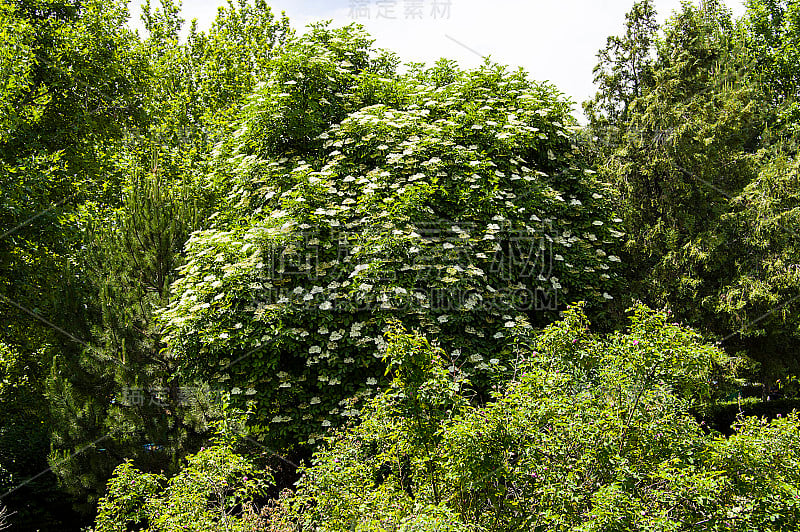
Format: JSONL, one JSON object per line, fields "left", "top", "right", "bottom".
{"left": 589, "top": 0, "right": 800, "bottom": 380}
{"left": 584, "top": 0, "right": 658, "bottom": 151}
{"left": 47, "top": 164, "right": 208, "bottom": 512}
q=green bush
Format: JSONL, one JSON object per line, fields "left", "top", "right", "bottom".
{"left": 275, "top": 304, "right": 800, "bottom": 531}
{"left": 94, "top": 416, "right": 270, "bottom": 532}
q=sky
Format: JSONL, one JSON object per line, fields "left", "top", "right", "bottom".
{"left": 126, "top": 0, "right": 747, "bottom": 117}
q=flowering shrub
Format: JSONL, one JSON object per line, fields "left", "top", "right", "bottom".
{"left": 284, "top": 324, "right": 475, "bottom": 530}
{"left": 276, "top": 305, "right": 800, "bottom": 531}
{"left": 158, "top": 24, "right": 622, "bottom": 448}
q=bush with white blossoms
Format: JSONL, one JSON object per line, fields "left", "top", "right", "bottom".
{"left": 158, "top": 23, "right": 623, "bottom": 448}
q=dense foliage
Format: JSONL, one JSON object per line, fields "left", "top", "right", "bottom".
{"left": 585, "top": 0, "right": 800, "bottom": 379}
{"left": 94, "top": 416, "right": 270, "bottom": 532}
{"left": 44, "top": 0, "right": 291, "bottom": 517}
{"left": 0, "top": 0, "right": 799, "bottom": 530}
{"left": 158, "top": 23, "right": 622, "bottom": 450}
{"left": 278, "top": 307, "right": 800, "bottom": 531}
{"left": 0, "top": 0, "right": 290, "bottom": 525}
{"left": 97, "top": 307, "right": 800, "bottom": 530}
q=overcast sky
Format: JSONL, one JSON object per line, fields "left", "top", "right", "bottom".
{"left": 127, "top": 0, "right": 747, "bottom": 117}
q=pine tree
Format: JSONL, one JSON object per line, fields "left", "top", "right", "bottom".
{"left": 47, "top": 159, "right": 210, "bottom": 511}
{"left": 583, "top": 0, "right": 658, "bottom": 152}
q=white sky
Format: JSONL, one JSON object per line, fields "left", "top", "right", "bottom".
{"left": 127, "top": 0, "right": 747, "bottom": 117}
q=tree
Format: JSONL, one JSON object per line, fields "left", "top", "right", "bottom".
{"left": 188, "top": 0, "right": 292, "bottom": 132}
{"left": 0, "top": 0, "right": 150, "bottom": 526}
{"left": 695, "top": 148, "right": 800, "bottom": 379}
{"left": 0, "top": 342, "right": 78, "bottom": 529}
{"left": 742, "top": 0, "right": 800, "bottom": 151}
{"left": 604, "top": 0, "right": 758, "bottom": 236}
{"left": 590, "top": 0, "right": 800, "bottom": 381}
{"left": 159, "top": 23, "right": 623, "bottom": 452}
{"left": 133, "top": 0, "right": 292, "bottom": 168}
{"left": 46, "top": 167, "right": 211, "bottom": 513}
{"left": 584, "top": 0, "right": 658, "bottom": 150}
{"left": 42, "top": 0, "right": 293, "bottom": 512}
{"left": 744, "top": 0, "right": 800, "bottom": 102}
{"left": 0, "top": 0, "right": 148, "bottom": 346}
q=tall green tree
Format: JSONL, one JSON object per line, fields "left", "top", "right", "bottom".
{"left": 589, "top": 0, "right": 800, "bottom": 380}
{"left": 0, "top": 0, "right": 149, "bottom": 527}
{"left": 0, "top": 0, "right": 148, "bottom": 347}
{"left": 133, "top": 0, "right": 291, "bottom": 170}
{"left": 584, "top": 0, "right": 658, "bottom": 150}
{"left": 705, "top": 149, "right": 800, "bottom": 378}
{"left": 47, "top": 167, "right": 208, "bottom": 514}
{"left": 43, "top": 0, "right": 293, "bottom": 514}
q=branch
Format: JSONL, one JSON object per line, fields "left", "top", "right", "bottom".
{"left": 619, "top": 361, "right": 660, "bottom": 453}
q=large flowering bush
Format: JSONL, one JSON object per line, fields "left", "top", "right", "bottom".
{"left": 158, "top": 23, "right": 622, "bottom": 448}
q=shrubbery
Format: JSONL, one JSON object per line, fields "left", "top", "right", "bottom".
{"left": 94, "top": 416, "right": 270, "bottom": 532}
{"left": 98, "top": 305, "right": 800, "bottom": 530}
{"left": 268, "top": 305, "right": 800, "bottom": 530}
